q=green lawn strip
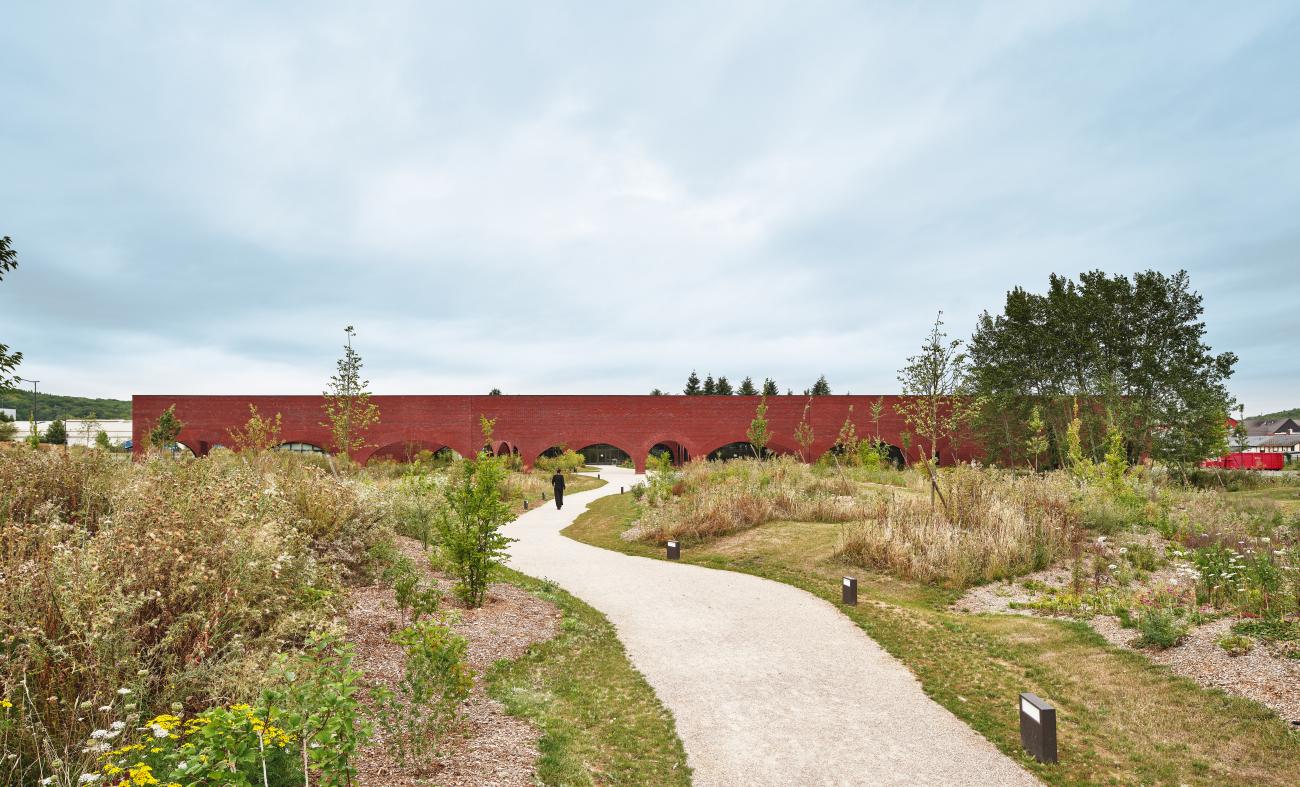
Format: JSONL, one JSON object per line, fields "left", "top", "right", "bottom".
{"left": 510, "top": 474, "right": 607, "bottom": 515}
{"left": 487, "top": 567, "right": 691, "bottom": 786}
{"left": 564, "top": 495, "right": 1300, "bottom": 786}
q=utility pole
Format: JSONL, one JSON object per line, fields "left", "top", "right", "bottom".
{"left": 16, "top": 377, "right": 38, "bottom": 439}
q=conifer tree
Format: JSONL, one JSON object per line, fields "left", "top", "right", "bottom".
{"left": 762, "top": 378, "right": 779, "bottom": 397}
{"left": 716, "top": 376, "right": 734, "bottom": 395}
{"left": 684, "top": 370, "right": 702, "bottom": 396}
{"left": 737, "top": 376, "right": 758, "bottom": 396}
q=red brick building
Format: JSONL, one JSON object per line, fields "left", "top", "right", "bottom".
{"left": 131, "top": 394, "right": 979, "bottom": 471}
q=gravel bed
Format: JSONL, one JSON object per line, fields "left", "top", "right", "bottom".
{"left": 954, "top": 560, "right": 1300, "bottom": 730}
{"left": 347, "top": 536, "right": 562, "bottom": 786}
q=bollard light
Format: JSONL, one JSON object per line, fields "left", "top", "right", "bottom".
{"left": 523, "top": 499, "right": 529, "bottom": 510}
{"left": 666, "top": 540, "right": 680, "bottom": 560}
{"left": 1019, "top": 692, "right": 1057, "bottom": 764}
{"left": 841, "top": 576, "right": 858, "bottom": 606}
{"left": 620, "top": 486, "right": 624, "bottom": 494}
{"left": 542, "top": 492, "right": 547, "bottom": 501}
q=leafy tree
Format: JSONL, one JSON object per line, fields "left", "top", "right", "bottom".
{"left": 762, "top": 378, "right": 779, "bottom": 397}
{"left": 0, "top": 410, "right": 16, "bottom": 442}
{"left": 435, "top": 454, "right": 515, "bottom": 607}
{"left": 649, "top": 388, "right": 665, "bottom": 396}
{"left": 1230, "top": 405, "right": 1249, "bottom": 454}
{"left": 149, "top": 404, "right": 184, "bottom": 449}
{"left": 683, "top": 370, "right": 701, "bottom": 396}
{"left": 479, "top": 414, "right": 496, "bottom": 446}
{"left": 702, "top": 374, "right": 716, "bottom": 396}
{"left": 488, "top": 388, "right": 502, "bottom": 395}
{"left": 715, "top": 375, "right": 734, "bottom": 395}
{"left": 78, "top": 413, "right": 101, "bottom": 446}
{"left": 810, "top": 375, "right": 831, "bottom": 396}
{"left": 1025, "top": 405, "right": 1049, "bottom": 472}
{"left": 869, "top": 397, "right": 885, "bottom": 443}
{"left": 0, "top": 236, "right": 22, "bottom": 392}
{"left": 94, "top": 429, "right": 111, "bottom": 450}
{"left": 321, "top": 326, "right": 381, "bottom": 459}
{"left": 967, "top": 270, "right": 1236, "bottom": 468}
{"left": 794, "top": 397, "right": 815, "bottom": 462}
{"left": 746, "top": 396, "right": 770, "bottom": 458}
{"left": 737, "top": 376, "right": 757, "bottom": 396}
{"left": 896, "top": 312, "right": 969, "bottom": 509}
{"left": 228, "top": 404, "right": 283, "bottom": 454}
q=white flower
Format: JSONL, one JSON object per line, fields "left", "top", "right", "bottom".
{"left": 109, "top": 721, "right": 125, "bottom": 731}
{"left": 1108, "top": 564, "right": 1118, "bottom": 571}
{"left": 97, "top": 706, "right": 111, "bottom": 713}
{"left": 79, "top": 775, "right": 102, "bottom": 784}
{"left": 116, "top": 688, "right": 131, "bottom": 696}
{"left": 40, "top": 777, "right": 54, "bottom": 785}
{"left": 89, "top": 729, "right": 109, "bottom": 740}
{"left": 150, "top": 724, "right": 169, "bottom": 738}
{"left": 1118, "top": 547, "right": 1128, "bottom": 554}
{"left": 1097, "top": 536, "right": 1108, "bottom": 544}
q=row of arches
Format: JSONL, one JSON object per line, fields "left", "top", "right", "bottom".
{"left": 173, "top": 436, "right": 903, "bottom": 470}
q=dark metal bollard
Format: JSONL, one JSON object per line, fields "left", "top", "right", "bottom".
{"left": 666, "top": 540, "right": 680, "bottom": 560}
{"left": 542, "top": 492, "right": 547, "bottom": 501}
{"left": 523, "top": 499, "right": 529, "bottom": 510}
{"left": 620, "top": 486, "right": 624, "bottom": 494}
{"left": 1019, "top": 693, "right": 1057, "bottom": 764}
{"left": 842, "top": 576, "right": 858, "bottom": 605}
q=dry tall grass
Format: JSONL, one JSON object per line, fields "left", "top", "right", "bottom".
{"left": 0, "top": 447, "right": 392, "bottom": 781}
{"left": 835, "top": 466, "right": 1078, "bottom": 588}
{"left": 637, "top": 457, "right": 879, "bottom": 542}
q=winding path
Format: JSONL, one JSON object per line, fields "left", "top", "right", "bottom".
{"left": 505, "top": 467, "right": 1037, "bottom": 786}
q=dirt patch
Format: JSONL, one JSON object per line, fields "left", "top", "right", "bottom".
{"left": 348, "top": 537, "right": 563, "bottom": 786}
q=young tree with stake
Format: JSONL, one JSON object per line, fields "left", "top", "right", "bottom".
{"left": 321, "top": 326, "right": 381, "bottom": 461}
{"left": 896, "top": 312, "right": 970, "bottom": 510}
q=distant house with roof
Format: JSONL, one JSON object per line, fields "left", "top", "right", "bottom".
{"left": 1239, "top": 418, "right": 1300, "bottom": 461}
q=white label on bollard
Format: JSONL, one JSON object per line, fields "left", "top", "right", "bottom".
{"left": 1021, "top": 698, "right": 1040, "bottom": 723}
{"left": 843, "top": 578, "right": 852, "bottom": 586}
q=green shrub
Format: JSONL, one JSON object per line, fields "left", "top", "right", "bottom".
{"left": 374, "top": 619, "right": 473, "bottom": 768}
{"left": 1231, "top": 618, "right": 1300, "bottom": 642}
{"left": 535, "top": 449, "right": 584, "bottom": 474}
{"left": 1135, "top": 608, "right": 1189, "bottom": 649}
{"left": 435, "top": 455, "right": 516, "bottom": 607}
{"left": 1217, "top": 634, "right": 1254, "bottom": 656}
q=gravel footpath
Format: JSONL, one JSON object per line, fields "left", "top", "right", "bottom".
{"left": 506, "top": 467, "right": 1038, "bottom": 786}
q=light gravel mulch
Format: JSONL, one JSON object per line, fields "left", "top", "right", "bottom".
{"left": 347, "top": 537, "right": 562, "bottom": 786}
{"left": 953, "top": 566, "right": 1300, "bottom": 729}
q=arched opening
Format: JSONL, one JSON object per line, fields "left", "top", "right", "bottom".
{"left": 490, "top": 441, "right": 518, "bottom": 458}
{"left": 834, "top": 441, "right": 905, "bottom": 468}
{"left": 577, "top": 443, "right": 631, "bottom": 466}
{"left": 706, "top": 442, "right": 777, "bottom": 462}
{"left": 172, "top": 442, "right": 198, "bottom": 458}
{"left": 276, "top": 441, "right": 327, "bottom": 456}
{"left": 370, "top": 439, "right": 457, "bottom": 464}
{"left": 648, "top": 440, "right": 688, "bottom": 466}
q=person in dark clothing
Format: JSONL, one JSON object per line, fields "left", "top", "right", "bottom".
{"left": 551, "top": 470, "right": 566, "bottom": 509}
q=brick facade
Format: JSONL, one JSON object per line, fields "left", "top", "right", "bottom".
{"left": 132, "top": 394, "right": 979, "bottom": 471}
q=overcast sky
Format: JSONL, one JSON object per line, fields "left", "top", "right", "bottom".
{"left": 1, "top": 2, "right": 1297, "bottom": 412}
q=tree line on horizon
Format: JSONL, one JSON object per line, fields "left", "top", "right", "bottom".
{"left": 649, "top": 372, "right": 832, "bottom": 397}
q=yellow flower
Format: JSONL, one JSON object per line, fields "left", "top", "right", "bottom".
{"left": 126, "top": 762, "right": 160, "bottom": 785}
{"left": 0, "top": 698, "right": 12, "bottom": 709}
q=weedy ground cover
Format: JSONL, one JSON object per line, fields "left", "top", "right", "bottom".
{"left": 0, "top": 447, "right": 391, "bottom": 784}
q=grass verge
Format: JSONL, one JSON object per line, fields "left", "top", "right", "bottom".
{"left": 563, "top": 494, "right": 1300, "bottom": 786}
{"left": 487, "top": 567, "right": 691, "bottom": 786}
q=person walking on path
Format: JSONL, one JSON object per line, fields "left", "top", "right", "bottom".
{"left": 551, "top": 470, "right": 565, "bottom": 509}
